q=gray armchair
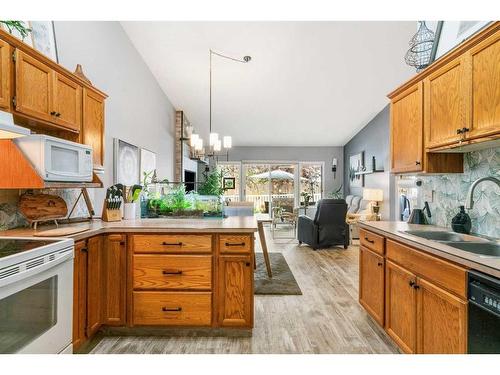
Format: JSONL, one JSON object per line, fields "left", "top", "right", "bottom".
{"left": 298, "top": 199, "right": 349, "bottom": 250}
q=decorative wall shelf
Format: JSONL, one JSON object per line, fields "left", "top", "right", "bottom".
{"left": 354, "top": 156, "right": 385, "bottom": 176}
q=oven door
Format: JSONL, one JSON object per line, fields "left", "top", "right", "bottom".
{"left": 0, "top": 249, "right": 73, "bottom": 354}
{"left": 44, "top": 140, "right": 93, "bottom": 182}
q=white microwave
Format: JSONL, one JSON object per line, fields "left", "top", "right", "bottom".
{"left": 14, "top": 135, "right": 93, "bottom": 182}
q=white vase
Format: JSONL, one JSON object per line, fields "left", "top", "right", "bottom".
{"left": 123, "top": 203, "right": 136, "bottom": 220}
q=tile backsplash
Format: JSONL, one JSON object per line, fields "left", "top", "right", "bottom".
{"left": 419, "top": 147, "right": 500, "bottom": 238}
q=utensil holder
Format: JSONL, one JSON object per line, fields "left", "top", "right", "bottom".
{"left": 123, "top": 203, "right": 136, "bottom": 220}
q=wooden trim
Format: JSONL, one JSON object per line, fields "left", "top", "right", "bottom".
{"left": 0, "top": 39, "right": 11, "bottom": 110}
{"left": 0, "top": 29, "right": 107, "bottom": 98}
{"left": 0, "top": 139, "right": 44, "bottom": 189}
{"left": 388, "top": 22, "right": 500, "bottom": 98}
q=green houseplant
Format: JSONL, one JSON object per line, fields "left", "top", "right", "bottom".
{"left": 0, "top": 21, "right": 31, "bottom": 41}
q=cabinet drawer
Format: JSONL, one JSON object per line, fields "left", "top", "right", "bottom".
{"left": 133, "top": 255, "right": 212, "bottom": 290}
{"left": 359, "top": 229, "right": 385, "bottom": 255}
{"left": 219, "top": 235, "right": 252, "bottom": 254}
{"left": 386, "top": 239, "right": 467, "bottom": 299}
{"left": 133, "top": 291, "right": 212, "bottom": 326}
{"left": 133, "top": 235, "right": 212, "bottom": 254}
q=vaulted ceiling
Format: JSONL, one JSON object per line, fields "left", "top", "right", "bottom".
{"left": 121, "top": 21, "right": 416, "bottom": 146}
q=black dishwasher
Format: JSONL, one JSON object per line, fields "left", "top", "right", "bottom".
{"left": 468, "top": 270, "right": 500, "bottom": 353}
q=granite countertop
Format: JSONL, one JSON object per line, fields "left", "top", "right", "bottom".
{"left": 359, "top": 221, "right": 500, "bottom": 278}
{"left": 0, "top": 216, "right": 258, "bottom": 241}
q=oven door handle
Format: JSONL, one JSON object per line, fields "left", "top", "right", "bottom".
{"left": 0, "top": 249, "right": 73, "bottom": 289}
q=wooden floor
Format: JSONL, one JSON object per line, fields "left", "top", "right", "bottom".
{"left": 90, "top": 229, "right": 399, "bottom": 354}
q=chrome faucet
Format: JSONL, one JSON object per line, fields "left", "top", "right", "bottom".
{"left": 465, "top": 176, "right": 500, "bottom": 210}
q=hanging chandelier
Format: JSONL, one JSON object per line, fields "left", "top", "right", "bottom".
{"left": 190, "top": 49, "right": 251, "bottom": 159}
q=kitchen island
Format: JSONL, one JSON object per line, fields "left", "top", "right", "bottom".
{"left": 1, "top": 216, "right": 258, "bottom": 352}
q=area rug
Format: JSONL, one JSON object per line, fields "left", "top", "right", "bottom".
{"left": 254, "top": 253, "right": 302, "bottom": 295}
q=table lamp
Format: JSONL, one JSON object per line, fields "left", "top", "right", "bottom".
{"left": 363, "top": 188, "right": 384, "bottom": 215}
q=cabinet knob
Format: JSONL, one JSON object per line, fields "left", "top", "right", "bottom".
{"left": 50, "top": 111, "right": 56, "bottom": 115}
{"left": 245, "top": 262, "right": 251, "bottom": 267}
{"left": 409, "top": 280, "right": 415, "bottom": 288}
{"left": 377, "top": 262, "right": 383, "bottom": 267}
{"left": 55, "top": 112, "right": 61, "bottom": 117}
{"left": 457, "top": 128, "right": 463, "bottom": 134}
{"left": 415, "top": 161, "right": 421, "bottom": 165}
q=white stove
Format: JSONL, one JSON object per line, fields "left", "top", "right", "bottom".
{"left": 0, "top": 237, "right": 74, "bottom": 354}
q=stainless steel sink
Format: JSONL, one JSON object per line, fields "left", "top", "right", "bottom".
{"left": 403, "top": 230, "right": 500, "bottom": 258}
{"left": 446, "top": 242, "right": 500, "bottom": 258}
{"left": 404, "top": 230, "right": 470, "bottom": 242}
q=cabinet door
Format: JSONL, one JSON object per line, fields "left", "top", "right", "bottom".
{"left": 53, "top": 72, "right": 82, "bottom": 132}
{"left": 468, "top": 32, "right": 500, "bottom": 140}
{"left": 72, "top": 240, "right": 87, "bottom": 351}
{"left": 359, "top": 247, "right": 385, "bottom": 326}
{"left": 217, "top": 255, "right": 253, "bottom": 327}
{"left": 416, "top": 278, "right": 467, "bottom": 354}
{"left": 103, "top": 234, "right": 127, "bottom": 326}
{"left": 0, "top": 40, "right": 10, "bottom": 110}
{"left": 424, "top": 56, "right": 468, "bottom": 149}
{"left": 82, "top": 88, "right": 105, "bottom": 167}
{"left": 390, "top": 82, "right": 423, "bottom": 173}
{"left": 14, "top": 49, "right": 54, "bottom": 122}
{"left": 86, "top": 236, "right": 103, "bottom": 337}
{"left": 385, "top": 260, "right": 417, "bottom": 354}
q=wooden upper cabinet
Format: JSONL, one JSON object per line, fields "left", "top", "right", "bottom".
{"left": 53, "top": 72, "right": 82, "bottom": 132}
{"left": 15, "top": 49, "right": 53, "bottom": 122}
{"left": 0, "top": 40, "right": 10, "bottom": 110}
{"left": 467, "top": 31, "right": 500, "bottom": 140}
{"left": 390, "top": 82, "right": 423, "bottom": 173}
{"left": 424, "top": 56, "right": 469, "bottom": 150}
{"left": 359, "top": 247, "right": 385, "bottom": 326}
{"left": 82, "top": 88, "right": 105, "bottom": 167}
{"left": 218, "top": 255, "right": 253, "bottom": 328}
{"left": 385, "top": 260, "right": 417, "bottom": 354}
{"left": 416, "top": 278, "right": 467, "bottom": 354}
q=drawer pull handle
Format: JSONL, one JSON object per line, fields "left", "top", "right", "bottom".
{"left": 162, "top": 242, "right": 183, "bottom": 246}
{"left": 377, "top": 262, "right": 383, "bottom": 267}
{"left": 409, "top": 280, "right": 416, "bottom": 288}
{"left": 364, "top": 237, "right": 375, "bottom": 244}
{"left": 162, "top": 307, "right": 182, "bottom": 312}
{"left": 225, "top": 242, "right": 246, "bottom": 247}
{"left": 162, "top": 270, "right": 183, "bottom": 275}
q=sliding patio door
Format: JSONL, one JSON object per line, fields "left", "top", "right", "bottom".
{"left": 243, "top": 164, "right": 270, "bottom": 213}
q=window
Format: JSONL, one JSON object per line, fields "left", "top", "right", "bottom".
{"left": 300, "top": 163, "right": 323, "bottom": 205}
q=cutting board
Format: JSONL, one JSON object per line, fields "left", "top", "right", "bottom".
{"left": 19, "top": 193, "right": 68, "bottom": 221}
{"left": 34, "top": 227, "right": 89, "bottom": 237}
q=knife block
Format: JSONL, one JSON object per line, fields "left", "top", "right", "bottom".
{"left": 102, "top": 201, "right": 122, "bottom": 222}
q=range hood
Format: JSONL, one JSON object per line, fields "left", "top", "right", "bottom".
{"left": 0, "top": 110, "right": 30, "bottom": 139}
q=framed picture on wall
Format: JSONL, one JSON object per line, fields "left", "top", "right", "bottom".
{"left": 29, "top": 21, "right": 59, "bottom": 62}
{"left": 140, "top": 148, "right": 157, "bottom": 183}
{"left": 348, "top": 152, "right": 365, "bottom": 188}
{"left": 114, "top": 139, "right": 140, "bottom": 186}
{"left": 223, "top": 177, "right": 236, "bottom": 190}
{"left": 430, "top": 21, "right": 491, "bottom": 63}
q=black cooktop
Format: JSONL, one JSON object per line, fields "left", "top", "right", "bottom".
{"left": 0, "top": 239, "right": 57, "bottom": 259}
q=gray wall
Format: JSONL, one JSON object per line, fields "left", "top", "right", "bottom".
{"left": 343, "top": 105, "right": 394, "bottom": 220}
{"left": 54, "top": 21, "right": 176, "bottom": 210}
{"left": 226, "top": 146, "right": 344, "bottom": 196}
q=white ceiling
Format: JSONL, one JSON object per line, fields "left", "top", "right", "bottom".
{"left": 121, "top": 21, "right": 416, "bottom": 147}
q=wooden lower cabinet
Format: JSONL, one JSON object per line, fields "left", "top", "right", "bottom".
{"left": 417, "top": 278, "right": 467, "bottom": 354}
{"left": 133, "top": 291, "right": 212, "bottom": 326}
{"left": 72, "top": 240, "right": 88, "bottom": 351}
{"left": 103, "top": 234, "right": 127, "bottom": 326}
{"left": 360, "top": 229, "right": 469, "bottom": 354}
{"left": 86, "top": 236, "right": 103, "bottom": 337}
{"left": 359, "top": 247, "right": 385, "bottom": 326}
{"left": 217, "top": 255, "right": 254, "bottom": 327}
{"left": 385, "top": 260, "right": 418, "bottom": 354}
